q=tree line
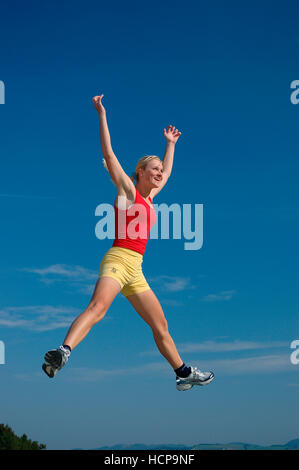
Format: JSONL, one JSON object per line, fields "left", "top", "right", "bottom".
{"left": 0, "top": 424, "right": 46, "bottom": 450}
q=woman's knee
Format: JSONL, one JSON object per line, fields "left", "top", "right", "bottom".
{"left": 87, "top": 299, "right": 108, "bottom": 324}
{"left": 152, "top": 317, "right": 169, "bottom": 338}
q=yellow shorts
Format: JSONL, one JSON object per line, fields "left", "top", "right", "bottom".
{"left": 98, "top": 246, "right": 151, "bottom": 297}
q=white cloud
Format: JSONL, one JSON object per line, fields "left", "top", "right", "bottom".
{"left": 140, "top": 339, "right": 288, "bottom": 357}
{"left": 20, "top": 263, "right": 99, "bottom": 296}
{"left": 0, "top": 305, "right": 80, "bottom": 331}
{"left": 202, "top": 354, "right": 293, "bottom": 375}
{"left": 202, "top": 290, "right": 236, "bottom": 302}
{"left": 148, "top": 275, "right": 195, "bottom": 292}
{"left": 177, "top": 340, "right": 288, "bottom": 353}
{"left": 22, "top": 264, "right": 98, "bottom": 281}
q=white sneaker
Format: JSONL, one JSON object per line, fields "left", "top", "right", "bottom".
{"left": 176, "top": 366, "right": 214, "bottom": 391}
{"left": 42, "top": 346, "right": 70, "bottom": 378}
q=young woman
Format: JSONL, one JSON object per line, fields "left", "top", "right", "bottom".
{"left": 42, "top": 94, "right": 214, "bottom": 391}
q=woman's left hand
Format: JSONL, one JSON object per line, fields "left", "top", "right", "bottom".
{"left": 164, "top": 125, "right": 182, "bottom": 144}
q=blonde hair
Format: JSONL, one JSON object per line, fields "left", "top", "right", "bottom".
{"left": 130, "top": 155, "right": 162, "bottom": 183}
{"left": 102, "top": 155, "right": 162, "bottom": 184}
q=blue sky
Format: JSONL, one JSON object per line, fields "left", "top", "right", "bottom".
{"left": 0, "top": 0, "right": 299, "bottom": 450}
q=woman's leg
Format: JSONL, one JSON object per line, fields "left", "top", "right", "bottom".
{"left": 125, "top": 289, "right": 184, "bottom": 370}
{"left": 62, "top": 276, "right": 122, "bottom": 350}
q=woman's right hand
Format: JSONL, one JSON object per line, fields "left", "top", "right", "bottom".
{"left": 92, "top": 94, "right": 106, "bottom": 114}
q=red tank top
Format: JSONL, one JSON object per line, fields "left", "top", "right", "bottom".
{"left": 112, "top": 188, "right": 157, "bottom": 256}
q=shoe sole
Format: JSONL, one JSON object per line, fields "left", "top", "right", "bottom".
{"left": 176, "top": 383, "right": 193, "bottom": 391}
{"left": 42, "top": 362, "right": 56, "bottom": 378}
{"left": 42, "top": 350, "right": 65, "bottom": 378}
{"left": 176, "top": 373, "right": 215, "bottom": 391}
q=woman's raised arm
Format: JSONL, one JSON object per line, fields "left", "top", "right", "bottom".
{"left": 149, "top": 125, "right": 182, "bottom": 199}
{"left": 92, "top": 95, "right": 134, "bottom": 197}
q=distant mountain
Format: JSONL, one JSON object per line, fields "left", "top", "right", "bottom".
{"left": 192, "top": 439, "right": 299, "bottom": 450}
{"left": 284, "top": 439, "right": 299, "bottom": 449}
{"left": 94, "top": 439, "right": 299, "bottom": 451}
{"left": 94, "top": 443, "right": 191, "bottom": 450}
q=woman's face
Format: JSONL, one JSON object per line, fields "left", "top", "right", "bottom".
{"left": 139, "top": 159, "right": 163, "bottom": 188}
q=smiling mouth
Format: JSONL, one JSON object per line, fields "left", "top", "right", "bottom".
{"left": 154, "top": 177, "right": 162, "bottom": 181}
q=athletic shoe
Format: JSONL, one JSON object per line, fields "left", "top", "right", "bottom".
{"left": 42, "top": 345, "right": 70, "bottom": 378}
{"left": 176, "top": 366, "right": 214, "bottom": 391}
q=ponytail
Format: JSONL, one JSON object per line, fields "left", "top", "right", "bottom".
{"left": 102, "top": 158, "right": 109, "bottom": 171}
{"left": 130, "top": 171, "right": 137, "bottom": 183}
